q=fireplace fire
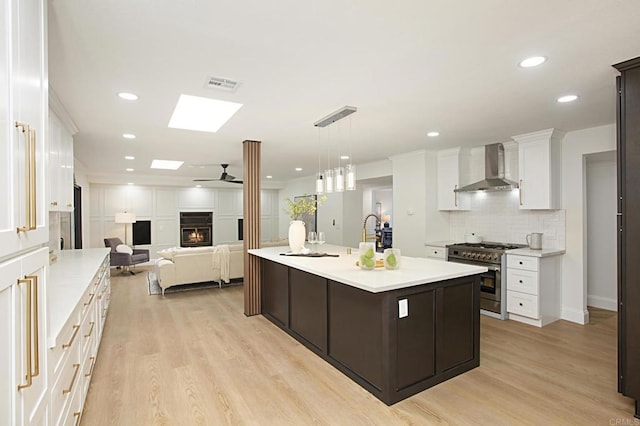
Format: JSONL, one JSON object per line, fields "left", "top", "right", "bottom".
{"left": 179, "top": 212, "right": 213, "bottom": 247}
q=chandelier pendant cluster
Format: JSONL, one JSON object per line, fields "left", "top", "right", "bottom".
{"left": 314, "top": 105, "right": 357, "bottom": 194}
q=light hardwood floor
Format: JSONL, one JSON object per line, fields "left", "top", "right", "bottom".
{"left": 81, "top": 266, "right": 636, "bottom": 425}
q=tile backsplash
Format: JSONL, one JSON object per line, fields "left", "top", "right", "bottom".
{"left": 449, "top": 191, "right": 565, "bottom": 249}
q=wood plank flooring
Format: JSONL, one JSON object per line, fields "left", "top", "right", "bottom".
{"left": 81, "top": 266, "right": 637, "bottom": 425}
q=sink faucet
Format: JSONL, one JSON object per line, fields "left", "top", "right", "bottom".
{"left": 362, "top": 213, "right": 381, "bottom": 243}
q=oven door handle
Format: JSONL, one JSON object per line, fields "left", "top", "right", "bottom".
{"left": 486, "top": 265, "right": 501, "bottom": 272}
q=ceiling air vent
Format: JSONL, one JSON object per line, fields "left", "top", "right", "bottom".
{"left": 204, "top": 76, "right": 241, "bottom": 93}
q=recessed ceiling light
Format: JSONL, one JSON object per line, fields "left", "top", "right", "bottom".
{"left": 124, "top": 156, "right": 135, "bottom": 160}
{"left": 150, "top": 159, "right": 184, "bottom": 170}
{"left": 126, "top": 168, "right": 134, "bottom": 172}
{"left": 427, "top": 131, "right": 440, "bottom": 137}
{"left": 557, "top": 94, "right": 578, "bottom": 103}
{"left": 118, "top": 92, "right": 139, "bottom": 101}
{"left": 123, "top": 133, "right": 136, "bottom": 139}
{"left": 127, "top": 182, "right": 134, "bottom": 185}
{"left": 295, "top": 167, "right": 302, "bottom": 172}
{"left": 340, "top": 155, "right": 350, "bottom": 160}
{"left": 519, "top": 56, "right": 547, "bottom": 68}
{"left": 168, "top": 94, "right": 243, "bottom": 133}
{"left": 195, "top": 184, "right": 202, "bottom": 188}
{"left": 266, "top": 175, "right": 273, "bottom": 179}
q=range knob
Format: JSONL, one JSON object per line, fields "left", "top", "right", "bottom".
{"left": 479, "top": 253, "right": 486, "bottom": 259}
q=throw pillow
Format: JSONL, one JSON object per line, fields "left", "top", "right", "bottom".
{"left": 115, "top": 244, "right": 133, "bottom": 255}
{"left": 158, "top": 247, "right": 177, "bottom": 260}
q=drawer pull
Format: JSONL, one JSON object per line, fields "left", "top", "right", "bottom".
{"left": 519, "top": 280, "right": 523, "bottom": 283}
{"left": 62, "top": 363, "right": 80, "bottom": 395}
{"left": 84, "top": 293, "right": 95, "bottom": 306}
{"left": 63, "top": 325, "right": 80, "bottom": 349}
{"left": 73, "top": 411, "right": 82, "bottom": 426}
{"left": 519, "top": 302, "right": 523, "bottom": 306}
{"left": 519, "top": 261, "right": 523, "bottom": 265}
{"left": 84, "top": 321, "right": 95, "bottom": 338}
{"left": 84, "top": 356, "right": 96, "bottom": 377}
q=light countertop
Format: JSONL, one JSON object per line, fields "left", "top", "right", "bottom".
{"left": 249, "top": 244, "right": 487, "bottom": 293}
{"left": 424, "top": 240, "right": 459, "bottom": 248}
{"left": 47, "top": 248, "right": 110, "bottom": 347}
{"left": 507, "top": 248, "right": 566, "bottom": 258}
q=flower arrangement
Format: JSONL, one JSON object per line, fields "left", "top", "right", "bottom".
{"left": 284, "top": 194, "right": 327, "bottom": 220}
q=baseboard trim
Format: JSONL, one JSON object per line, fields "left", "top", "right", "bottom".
{"left": 561, "top": 307, "right": 589, "bottom": 324}
{"left": 587, "top": 295, "right": 617, "bottom": 312}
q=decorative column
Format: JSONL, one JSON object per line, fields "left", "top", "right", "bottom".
{"left": 243, "top": 140, "right": 261, "bottom": 316}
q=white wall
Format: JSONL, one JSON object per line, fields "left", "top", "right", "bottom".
{"left": 586, "top": 151, "right": 617, "bottom": 311}
{"left": 90, "top": 184, "right": 280, "bottom": 258}
{"left": 391, "top": 151, "right": 427, "bottom": 257}
{"left": 561, "top": 123, "right": 617, "bottom": 324}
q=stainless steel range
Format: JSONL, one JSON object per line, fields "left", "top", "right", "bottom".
{"left": 446, "top": 242, "right": 526, "bottom": 319}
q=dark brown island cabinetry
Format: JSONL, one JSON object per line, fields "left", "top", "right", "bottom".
{"left": 614, "top": 56, "right": 640, "bottom": 419}
{"left": 260, "top": 259, "right": 481, "bottom": 405}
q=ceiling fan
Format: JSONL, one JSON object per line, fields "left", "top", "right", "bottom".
{"left": 193, "top": 164, "right": 243, "bottom": 184}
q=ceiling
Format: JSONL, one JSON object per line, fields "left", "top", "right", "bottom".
{"left": 48, "top": 0, "right": 640, "bottom": 187}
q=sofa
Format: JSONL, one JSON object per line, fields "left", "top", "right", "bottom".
{"left": 154, "top": 240, "right": 287, "bottom": 295}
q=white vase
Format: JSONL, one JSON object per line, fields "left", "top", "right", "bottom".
{"left": 288, "top": 220, "right": 306, "bottom": 254}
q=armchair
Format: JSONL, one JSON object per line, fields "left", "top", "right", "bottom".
{"left": 104, "top": 237, "right": 150, "bottom": 275}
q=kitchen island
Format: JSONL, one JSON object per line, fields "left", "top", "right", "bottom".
{"left": 249, "top": 245, "right": 487, "bottom": 405}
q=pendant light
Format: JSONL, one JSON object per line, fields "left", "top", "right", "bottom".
{"left": 315, "top": 127, "right": 325, "bottom": 194}
{"left": 334, "top": 121, "right": 345, "bottom": 192}
{"left": 346, "top": 116, "right": 356, "bottom": 191}
{"left": 324, "top": 126, "right": 334, "bottom": 193}
{"left": 313, "top": 105, "right": 358, "bottom": 195}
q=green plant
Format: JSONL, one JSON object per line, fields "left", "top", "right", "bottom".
{"left": 284, "top": 194, "right": 327, "bottom": 220}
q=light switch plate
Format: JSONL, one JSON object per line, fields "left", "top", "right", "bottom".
{"left": 398, "top": 299, "right": 408, "bottom": 318}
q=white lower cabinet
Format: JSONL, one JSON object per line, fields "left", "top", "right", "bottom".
{"left": 506, "top": 253, "right": 562, "bottom": 327}
{"left": 48, "top": 249, "right": 110, "bottom": 425}
{"left": 425, "top": 245, "right": 447, "bottom": 260}
{"left": 0, "top": 248, "right": 49, "bottom": 426}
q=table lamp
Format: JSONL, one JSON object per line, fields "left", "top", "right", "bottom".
{"left": 115, "top": 211, "right": 136, "bottom": 245}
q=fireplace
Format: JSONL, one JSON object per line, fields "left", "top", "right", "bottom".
{"left": 179, "top": 212, "right": 213, "bottom": 247}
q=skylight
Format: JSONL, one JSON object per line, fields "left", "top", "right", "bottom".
{"left": 168, "top": 94, "right": 243, "bottom": 133}
{"left": 150, "top": 159, "right": 184, "bottom": 170}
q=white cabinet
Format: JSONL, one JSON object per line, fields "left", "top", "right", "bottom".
{"left": 425, "top": 245, "right": 447, "bottom": 260}
{"left": 0, "top": 0, "right": 48, "bottom": 258}
{"left": 48, "top": 250, "right": 110, "bottom": 425}
{"left": 0, "top": 248, "right": 49, "bottom": 426}
{"left": 506, "top": 253, "right": 562, "bottom": 327}
{"left": 437, "top": 148, "right": 470, "bottom": 210}
{"left": 513, "top": 128, "right": 564, "bottom": 210}
{"left": 48, "top": 111, "right": 74, "bottom": 212}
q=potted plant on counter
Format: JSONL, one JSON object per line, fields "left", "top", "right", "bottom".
{"left": 284, "top": 194, "right": 326, "bottom": 253}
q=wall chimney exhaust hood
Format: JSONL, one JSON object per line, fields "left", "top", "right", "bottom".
{"left": 454, "top": 143, "right": 519, "bottom": 192}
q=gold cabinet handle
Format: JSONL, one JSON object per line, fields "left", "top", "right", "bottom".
{"left": 51, "top": 201, "right": 58, "bottom": 206}
{"left": 28, "top": 128, "right": 36, "bottom": 230}
{"left": 519, "top": 180, "right": 523, "bottom": 206}
{"left": 17, "top": 278, "right": 33, "bottom": 390}
{"left": 62, "top": 364, "right": 80, "bottom": 395}
{"left": 26, "top": 275, "right": 39, "bottom": 377}
{"left": 67, "top": 203, "right": 72, "bottom": 207}
{"left": 15, "top": 122, "right": 31, "bottom": 232}
{"left": 63, "top": 325, "right": 80, "bottom": 349}
{"left": 84, "top": 293, "right": 95, "bottom": 306}
{"left": 84, "top": 321, "right": 95, "bottom": 338}
{"left": 84, "top": 356, "right": 96, "bottom": 377}
{"left": 454, "top": 185, "right": 458, "bottom": 207}
{"left": 73, "top": 411, "right": 82, "bottom": 426}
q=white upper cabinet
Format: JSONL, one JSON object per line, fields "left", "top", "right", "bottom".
{"left": 437, "top": 148, "right": 470, "bottom": 210}
{"left": 513, "top": 129, "right": 564, "bottom": 210}
{"left": 0, "top": 0, "right": 48, "bottom": 258}
{"left": 48, "top": 111, "right": 74, "bottom": 212}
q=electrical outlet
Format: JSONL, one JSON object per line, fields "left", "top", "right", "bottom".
{"left": 398, "top": 299, "right": 408, "bottom": 318}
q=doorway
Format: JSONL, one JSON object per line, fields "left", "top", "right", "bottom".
{"left": 74, "top": 184, "right": 83, "bottom": 249}
{"left": 585, "top": 151, "right": 616, "bottom": 311}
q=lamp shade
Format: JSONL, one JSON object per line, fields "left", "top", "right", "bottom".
{"left": 115, "top": 212, "right": 136, "bottom": 224}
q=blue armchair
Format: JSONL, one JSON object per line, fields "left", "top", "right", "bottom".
{"left": 104, "top": 237, "right": 150, "bottom": 275}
